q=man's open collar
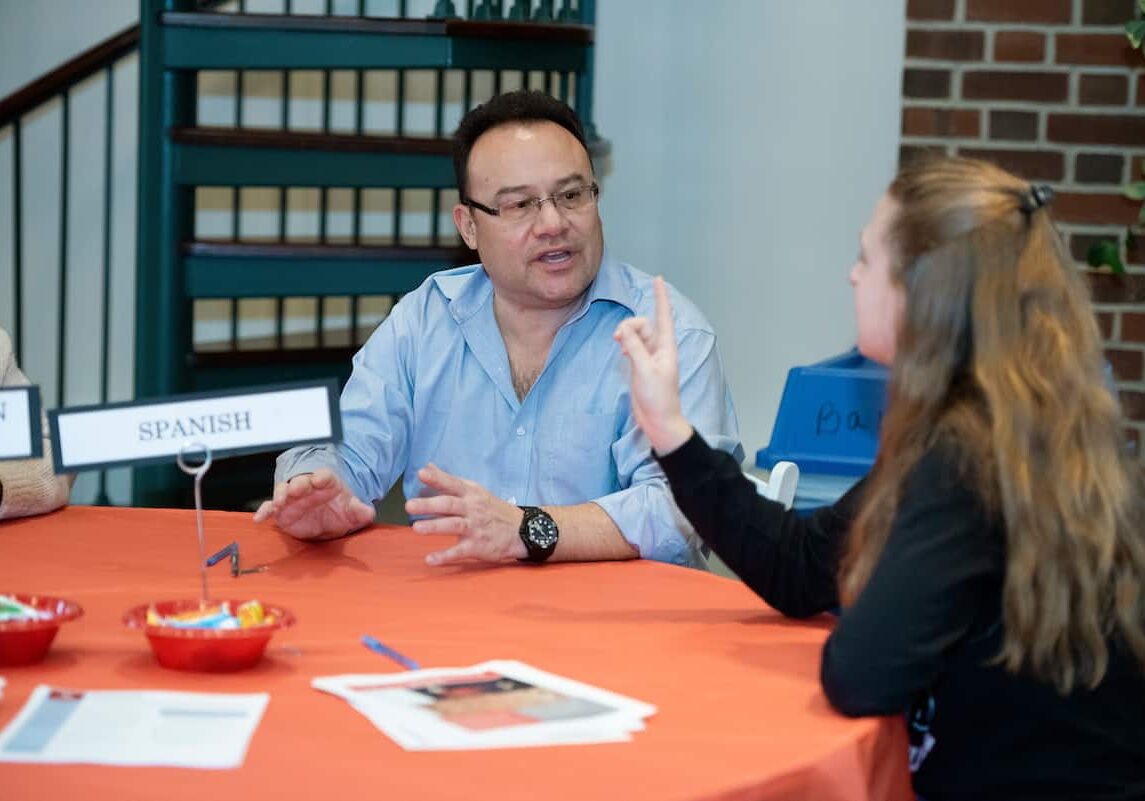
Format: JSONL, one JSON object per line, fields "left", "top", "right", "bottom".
{"left": 582, "top": 250, "right": 637, "bottom": 315}
{"left": 432, "top": 264, "right": 490, "bottom": 322}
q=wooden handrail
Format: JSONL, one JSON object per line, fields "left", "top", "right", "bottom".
{"left": 172, "top": 127, "right": 455, "bottom": 155}
{"left": 191, "top": 346, "right": 359, "bottom": 367}
{"left": 0, "top": 26, "right": 139, "bottom": 128}
{"left": 446, "top": 19, "right": 593, "bottom": 43}
{"left": 164, "top": 11, "right": 444, "bottom": 35}
{"left": 162, "top": 11, "right": 593, "bottom": 44}
{"left": 0, "top": 0, "right": 272, "bottom": 128}
{"left": 184, "top": 241, "right": 475, "bottom": 261}
{"left": 172, "top": 126, "right": 611, "bottom": 157}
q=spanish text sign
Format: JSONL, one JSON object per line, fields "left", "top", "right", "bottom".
{"left": 0, "top": 386, "right": 42, "bottom": 461}
{"left": 48, "top": 380, "right": 341, "bottom": 473}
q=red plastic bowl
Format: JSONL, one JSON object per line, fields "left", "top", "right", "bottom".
{"left": 123, "top": 599, "right": 295, "bottom": 672}
{"left": 0, "top": 594, "right": 84, "bottom": 667}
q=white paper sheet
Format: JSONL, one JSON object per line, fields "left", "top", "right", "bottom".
{"left": 0, "top": 685, "right": 269, "bottom": 769}
{"left": 313, "top": 660, "right": 656, "bottom": 751}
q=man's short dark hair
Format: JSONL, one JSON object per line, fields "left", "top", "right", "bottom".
{"left": 452, "top": 90, "right": 589, "bottom": 200}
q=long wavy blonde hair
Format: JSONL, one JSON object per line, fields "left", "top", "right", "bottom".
{"left": 840, "top": 156, "right": 1145, "bottom": 693}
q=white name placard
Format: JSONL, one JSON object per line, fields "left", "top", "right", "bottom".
{"left": 0, "top": 386, "right": 42, "bottom": 461}
{"left": 49, "top": 379, "right": 341, "bottom": 472}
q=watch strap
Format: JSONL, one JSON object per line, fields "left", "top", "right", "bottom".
{"left": 518, "top": 505, "right": 558, "bottom": 563}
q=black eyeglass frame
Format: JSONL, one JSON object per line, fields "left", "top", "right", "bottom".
{"left": 463, "top": 182, "right": 600, "bottom": 219}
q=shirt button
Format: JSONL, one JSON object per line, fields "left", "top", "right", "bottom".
{"left": 516, "top": 427, "right": 526, "bottom": 437}
{"left": 507, "top": 496, "right": 517, "bottom": 505}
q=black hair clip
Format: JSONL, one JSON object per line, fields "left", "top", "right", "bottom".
{"left": 1019, "top": 184, "right": 1054, "bottom": 214}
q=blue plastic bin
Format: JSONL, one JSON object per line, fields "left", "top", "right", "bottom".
{"left": 756, "top": 349, "right": 888, "bottom": 512}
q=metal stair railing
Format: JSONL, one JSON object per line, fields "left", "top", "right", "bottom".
{"left": 0, "top": 26, "right": 140, "bottom": 505}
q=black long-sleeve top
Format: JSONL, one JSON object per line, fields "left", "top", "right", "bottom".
{"left": 657, "top": 432, "right": 1145, "bottom": 801}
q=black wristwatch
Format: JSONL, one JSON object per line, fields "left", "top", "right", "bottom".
{"left": 518, "top": 506, "right": 559, "bottom": 563}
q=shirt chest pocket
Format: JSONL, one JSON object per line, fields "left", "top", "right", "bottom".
{"left": 541, "top": 411, "right": 620, "bottom": 499}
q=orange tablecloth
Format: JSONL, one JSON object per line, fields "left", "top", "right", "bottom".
{"left": 0, "top": 506, "right": 911, "bottom": 801}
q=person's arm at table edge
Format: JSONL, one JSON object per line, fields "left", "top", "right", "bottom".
{"left": 543, "top": 502, "right": 639, "bottom": 562}
{"left": 263, "top": 299, "right": 422, "bottom": 539}
{"left": 0, "top": 454, "right": 72, "bottom": 520}
{"left": 0, "top": 330, "right": 73, "bottom": 520}
{"left": 656, "top": 430, "right": 859, "bottom": 618}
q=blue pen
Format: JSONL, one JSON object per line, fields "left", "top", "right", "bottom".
{"left": 205, "top": 541, "right": 237, "bottom": 567}
{"left": 361, "top": 635, "right": 421, "bottom": 671}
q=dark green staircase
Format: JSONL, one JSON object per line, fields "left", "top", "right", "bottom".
{"left": 134, "top": 0, "right": 605, "bottom": 508}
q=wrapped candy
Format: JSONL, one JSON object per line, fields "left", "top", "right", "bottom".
{"left": 0, "top": 594, "right": 52, "bottom": 622}
{"left": 146, "top": 600, "right": 275, "bottom": 630}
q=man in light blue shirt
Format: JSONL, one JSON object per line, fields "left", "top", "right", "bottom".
{"left": 255, "top": 90, "right": 741, "bottom": 566}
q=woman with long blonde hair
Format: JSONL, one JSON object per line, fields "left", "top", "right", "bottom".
{"left": 615, "top": 156, "right": 1145, "bottom": 800}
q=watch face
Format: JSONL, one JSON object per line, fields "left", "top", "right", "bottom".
{"left": 526, "top": 514, "right": 559, "bottom": 549}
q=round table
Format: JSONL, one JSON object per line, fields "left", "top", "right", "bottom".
{"left": 0, "top": 506, "right": 911, "bottom": 801}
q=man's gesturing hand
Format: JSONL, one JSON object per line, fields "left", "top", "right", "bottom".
{"left": 253, "top": 468, "right": 375, "bottom": 541}
{"left": 405, "top": 464, "right": 528, "bottom": 566}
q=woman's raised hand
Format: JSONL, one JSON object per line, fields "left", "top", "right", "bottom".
{"left": 613, "top": 277, "right": 694, "bottom": 455}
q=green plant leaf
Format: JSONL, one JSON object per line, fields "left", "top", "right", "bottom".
{"left": 1088, "top": 240, "right": 1126, "bottom": 275}
{"left": 1139, "top": 0, "right": 1145, "bottom": 16}
{"left": 1126, "top": 181, "right": 1145, "bottom": 201}
{"left": 1129, "top": 19, "right": 1145, "bottom": 49}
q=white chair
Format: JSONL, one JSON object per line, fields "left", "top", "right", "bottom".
{"left": 695, "top": 460, "right": 800, "bottom": 576}
{"left": 745, "top": 460, "right": 800, "bottom": 510}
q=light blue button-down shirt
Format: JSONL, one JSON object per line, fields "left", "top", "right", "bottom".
{"left": 276, "top": 251, "right": 742, "bottom": 565}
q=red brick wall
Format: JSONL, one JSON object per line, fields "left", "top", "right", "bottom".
{"left": 902, "top": 0, "right": 1145, "bottom": 455}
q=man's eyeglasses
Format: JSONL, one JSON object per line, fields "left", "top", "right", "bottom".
{"left": 464, "top": 183, "right": 600, "bottom": 224}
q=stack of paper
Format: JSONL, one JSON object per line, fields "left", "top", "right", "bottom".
{"left": 312, "top": 660, "right": 656, "bottom": 750}
{"left": 0, "top": 685, "right": 268, "bottom": 769}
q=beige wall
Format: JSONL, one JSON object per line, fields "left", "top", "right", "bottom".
{"left": 595, "top": 0, "right": 906, "bottom": 459}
